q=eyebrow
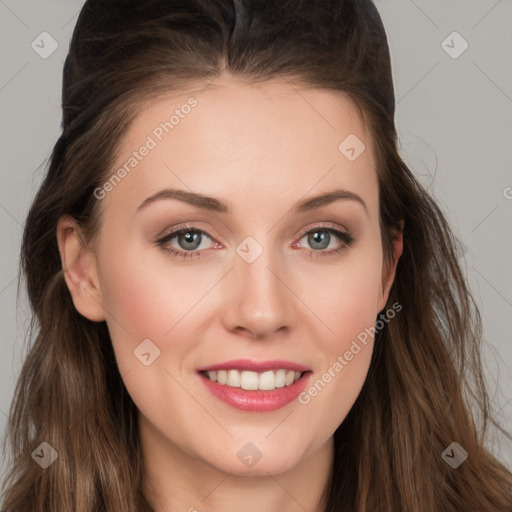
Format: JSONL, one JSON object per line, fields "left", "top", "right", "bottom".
{"left": 137, "top": 187, "right": 368, "bottom": 216}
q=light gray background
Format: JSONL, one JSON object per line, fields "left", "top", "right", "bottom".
{"left": 1, "top": 0, "right": 511, "bottom": 479}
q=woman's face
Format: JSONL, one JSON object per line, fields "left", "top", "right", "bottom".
{"left": 59, "top": 76, "right": 402, "bottom": 477}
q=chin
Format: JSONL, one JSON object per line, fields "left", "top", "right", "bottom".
{"left": 214, "top": 456, "right": 299, "bottom": 477}
{"left": 201, "top": 440, "right": 304, "bottom": 477}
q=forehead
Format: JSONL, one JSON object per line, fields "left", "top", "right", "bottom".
{"left": 102, "top": 77, "right": 379, "bottom": 219}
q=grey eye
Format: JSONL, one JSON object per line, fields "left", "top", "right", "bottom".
{"left": 307, "top": 230, "right": 332, "bottom": 250}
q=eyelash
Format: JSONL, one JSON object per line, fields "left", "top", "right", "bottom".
{"left": 155, "top": 223, "right": 355, "bottom": 260}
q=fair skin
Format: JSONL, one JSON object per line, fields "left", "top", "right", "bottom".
{"left": 57, "top": 75, "right": 403, "bottom": 512}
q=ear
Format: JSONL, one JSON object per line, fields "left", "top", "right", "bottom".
{"left": 56, "top": 216, "right": 106, "bottom": 322}
{"left": 377, "top": 219, "right": 404, "bottom": 312}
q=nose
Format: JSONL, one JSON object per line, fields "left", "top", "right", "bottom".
{"left": 220, "top": 243, "right": 296, "bottom": 339}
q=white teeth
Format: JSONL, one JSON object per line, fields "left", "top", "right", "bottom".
{"left": 275, "top": 369, "right": 286, "bottom": 388}
{"left": 217, "top": 370, "right": 227, "bottom": 385}
{"left": 241, "top": 371, "right": 260, "bottom": 390}
{"left": 227, "top": 369, "right": 240, "bottom": 387}
{"left": 257, "top": 371, "right": 274, "bottom": 391}
{"left": 203, "top": 369, "right": 304, "bottom": 390}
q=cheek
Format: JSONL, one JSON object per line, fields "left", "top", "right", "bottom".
{"left": 96, "top": 242, "right": 205, "bottom": 363}
{"left": 294, "top": 250, "right": 382, "bottom": 422}
{"left": 96, "top": 253, "right": 204, "bottom": 417}
{"left": 298, "top": 250, "right": 383, "bottom": 346}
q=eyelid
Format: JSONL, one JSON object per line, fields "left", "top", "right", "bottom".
{"left": 294, "top": 221, "right": 350, "bottom": 240}
{"left": 156, "top": 222, "right": 217, "bottom": 241}
{"left": 154, "top": 225, "right": 216, "bottom": 261}
{"left": 157, "top": 224, "right": 219, "bottom": 248}
{"left": 156, "top": 221, "right": 354, "bottom": 259}
{"left": 291, "top": 223, "right": 354, "bottom": 256}
{"left": 157, "top": 221, "right": 349, "bottom": 244}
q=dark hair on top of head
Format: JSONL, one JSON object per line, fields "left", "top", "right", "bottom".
{"left": 61, "top": 0, "right": 395, "bottom": 136}
{"left": 2, "top": 1, "right": 512, "bottom": 511}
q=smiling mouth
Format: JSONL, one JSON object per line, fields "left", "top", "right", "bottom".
{"left": 200, "top": 368, "right": 310, "bottom": 391}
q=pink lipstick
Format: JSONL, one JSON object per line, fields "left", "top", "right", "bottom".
{"left": 196, "top": 359, "right": 312, "bottom": 412}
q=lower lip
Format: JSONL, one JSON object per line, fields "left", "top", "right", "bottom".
{"left": 198, "top": 371, "right": 312, "bottom": 412}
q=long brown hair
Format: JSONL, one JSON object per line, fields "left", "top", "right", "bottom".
{"left": 2, "top": 1, "right": 511, "bottom": 510}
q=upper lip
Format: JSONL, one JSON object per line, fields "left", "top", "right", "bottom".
{"left": 197, "top": 359, "right": 311, "bottom": 373}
